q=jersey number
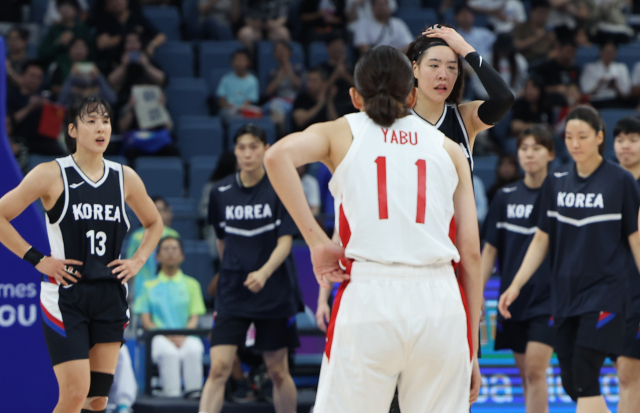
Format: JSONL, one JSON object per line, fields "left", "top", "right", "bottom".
{"left": 86, "top": 230, "right": 107, "bottom": 256}
{"left": 375, "top": 157, "right": 426, "bottom": 223}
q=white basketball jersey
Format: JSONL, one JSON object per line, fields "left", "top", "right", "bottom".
{"left": 330, "top": 112, "right": 460, "bottom": 267}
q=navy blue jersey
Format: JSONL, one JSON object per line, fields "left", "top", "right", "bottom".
{"left": 627, "top": 177, "right": 640, "bottom": 317}
{"left": 536, "top": 160, "right": 640, "bottom": 318}
{"left": 482, "top": 180, "right": 552, "bottom": 321}
{"left": 208, "top": 172, "right": 298, "bottom": 319}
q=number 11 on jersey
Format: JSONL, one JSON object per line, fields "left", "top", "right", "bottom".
{"left": 375, "top": 157, "right": 427, "bottom": 223}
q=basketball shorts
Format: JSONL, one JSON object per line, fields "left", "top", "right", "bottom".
{"left": 41, "top": 279, "right": 129, "bottom": 366}
{"left": 495, "top": 315, "right": 556, "bottom": 353}
{"left": 612, "top": 315, "right": 640, "bottom": 360}
{"left": 555, "top": 311, "right": 625, "bottom": 361}
{"left": 209, "top": 313, "right": 300, "bottom": 352}
{"left": 314, "top": 262, "right": 472, "bottom": 413}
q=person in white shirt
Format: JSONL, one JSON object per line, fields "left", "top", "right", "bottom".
{"left": 468, "top": 0, "right": 527, "bottom": 33}
{"left": 353, "top": 0, "right": 413, "bottom": 54}
{"left": 579, "top": 41, "right": 631, "bottom": 109}
{"left": 454, "top": 4, "right": 496, "bottom": 58}
{"left": 345, "top": 0, "right": 396, "bottom": 32}
{"left": 631, "top": 61, "right": 640, "bottom": 103}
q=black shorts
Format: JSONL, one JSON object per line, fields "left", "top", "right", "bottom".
{"left": 209, "top": 313, "right": 300, "bottom": 352}
{"left": 615, "top": 315, "right": 640, "bottom": 360}
{"left": 555, "top": 311, "right": 625, "bottom": 359}
{"left": 41, "top": 280, "right": 129, "bottom": 366}
{"left": 495, "top": 315, "right": 555, "bottom": 353}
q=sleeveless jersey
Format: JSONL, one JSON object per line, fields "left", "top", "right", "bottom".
{"left": 44, "top": 156, "right": 130, "bottom": 283}
{"left": 329, "top": 112, "right": 460, "bottom": 267}
{"left": 411, "top": 103, "right": 473, "bottom": 172}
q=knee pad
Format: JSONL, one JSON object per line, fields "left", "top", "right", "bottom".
{"left": 573, "top": 346, "right": 607, "bottom": 398}
{"left": 558, "top": 356, "right": 578, "bottom": 401}
{"left": 87, "top": 371, "right": 114, "bottom": 398}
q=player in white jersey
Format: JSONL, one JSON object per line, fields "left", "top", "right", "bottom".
{"left": 264, "top": 46, "right": 482, "bottom": 412}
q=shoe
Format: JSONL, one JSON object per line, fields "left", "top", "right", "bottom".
{"left": 231, "top": 379, "right": 257, "bottom": 403}
{"left": 184, "top": 390, "right": 202, "bottom": 400}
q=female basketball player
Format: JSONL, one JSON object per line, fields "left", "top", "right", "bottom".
{"left": 481, "top": 125, "right": 555, "bottom": 412}
{"left": 0, "top": 96, "right": 163, "bottom": 413}
{"left": 612, "top": 116, "right": 640, "bottom": 413}
{"left": 264, "top": 46, "right": 482, "bottom": 412}
{"left": 407, "top": 25, "right": 514, "bottom": 170}
{"left": 499, "top": 106, "right": 640, "bottom": 413}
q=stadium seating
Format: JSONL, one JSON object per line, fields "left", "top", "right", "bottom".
{"left": 27, "top": 154, "right": 57, "bottom": 171}
{"left": 143, "top": 6, "right": 182, "bottom": 41}
{"left": 206, "top": 67, "right": 231, "bottom": 96}
{"left": 166, "top": 197, "right": 199, "bottom": 239}
{"left": 395, "top": 8, "right": 438, "bottom": 37}
{"left": 154, "top": 41, "right": 194, "bottom": 78}
{"left": 199, "top": 40, "right": 244, "bottom": 77}
{"left": 135, "top": 157, "right": 185, "bottom": 198}
{"left": 30, "top": 0, "right": 48, "bottom": 24}
{"left": 599, "top": 108, "right": 640, "bottom": 159}
{"left": 181, "top": 0, "right": 202, "bottom": 40}
{"left": 105, "top": 155, "right": 128, "bottom": 166}
{"left": 308, "top": 42, "right": 329, "bottom": 68}
{"left": 165, "top": 78, "right": 210, "bottom": 120}
{"left": 176, "top": 116, "right": 224, "bottom": 160}
{"left": 617, "top": 45, "right": 639, "bottom": 72}
{"left": 181, "top": 240, "right": 215, "bottom": 305}
{"left": 473, "top": 155, "right": 499, "bottom": 190}
{"left": 575, "top": 46, "right": 600, "bottom": 68}
{"left": 256, "top": 41, "right": 305, "bottom": 96}
{"left": 189, "top": 156, "right": 219, "bottom": 201}
{"left": 227, "top": 117, "right": 277, "bottom": 149}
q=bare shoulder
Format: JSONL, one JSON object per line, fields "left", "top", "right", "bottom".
{"left": 122, "top": 165, "right": 145, "bottom": 194}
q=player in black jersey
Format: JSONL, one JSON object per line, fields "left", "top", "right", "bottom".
{"left": 499, "top": 106, "right": 640, "bottom": 413}
{"left": 0, "top": 96, "right": 163, "bottom": 413}
{"left": 613, "top": 116, "right": 640, "bottom": 413}
{"left": 406, "top": 25, "right": 514, "bottom": 172}
{"left": 481, "top": 125, "right": 555, "bottom": 412}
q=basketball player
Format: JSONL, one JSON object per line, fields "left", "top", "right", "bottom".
{"left": 481, "top": 125, "right": 555, "bottom": 412}
{"left": 612, "top": 116, "right": 640, "bottom": 413}
{"left": 499, "top": 106, "right": 640, "bottom": 413}
{"left": 407, "top": 25, "right": 514, "bottom": 171}
{"left": 199, "top": 124, "right": 300, "bottom": 413}
{"left": 0, "top": 96, "right": 163, "bottom": 413}
{"left": 264, "top": 46, "right": 482, "bottom": 412}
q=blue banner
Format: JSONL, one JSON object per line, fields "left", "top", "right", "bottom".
{"left": 0, "top": 37, "right": 58, "bottom": 412}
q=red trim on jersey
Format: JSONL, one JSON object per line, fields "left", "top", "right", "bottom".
{"left": 449, "top": 218, "right": 458, "bottom": 271}
{"left": 456, "top": 278, "right": 473, "bottom": 362}
{"left": 338, "top": 203, "right": 353, "bottom": 275}
{"left": 325, "top": 280, "right": 349, "bottom": 360}
{"left": 375, "top": 156, "right": 388, "bottom": 220}
{"left": 40, "top": 302, "right": 65, "bottom": 330}
{"left": 415, "top": 159, "right": 427, "bottom": 224}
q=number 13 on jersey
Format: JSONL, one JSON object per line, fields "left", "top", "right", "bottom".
{"left": 375, "top": 156, "right": 427, "bottom": 223}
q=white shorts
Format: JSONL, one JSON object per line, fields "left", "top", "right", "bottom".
{"left": 314, "top": 262, "right": 472, "bottom": 413}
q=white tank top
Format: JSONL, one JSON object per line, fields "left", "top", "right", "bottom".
{"left": 330, "top": 112, "right": 460, "bottom": 268}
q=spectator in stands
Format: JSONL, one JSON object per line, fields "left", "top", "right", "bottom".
{"left": 5, "top": 115, "right": 29, "bottom": 174}
{"left": 264, "top": 41, "right": 303, "bottom": 136}
{"left": 468, "top": 0, "right": 527, "bottom": 33}
{"left": 95, "top": 0, "right": 166, "bottom": 69}
{"left": 237, "top": 0, "right": 291, "bottom": 51}
{"left": 292, "top": 66, "right": 338, "bottom": 131}
{"left": 48, "top": 37, "right": 92, "bottom": 95}
{"left": 580, "top": 41, "right": 631, "bottom": 109}
{"left": 632, "top": 62, "right": 640, "bottom": 108}
{"left": 320, "top": 33, "right": 355, "bottom": 117}
{"left": 43, "top": 0, "right": 89, "bottom": 26}
{"left": 217, "top": 49, "right": 260, "bottom": 119}
{"left": 0, "top": 0, "right": 27, "bottom": 23}
{"left": 134, "top": 236, "right": 206, "bottom": 398}
{"left": 533, "top": 37, "right": 580, "bottom": 104}
{"left": 297, "top": 165, "right": 321, "bottom": 216}
{"left": 39, "top": 0, "right": 93, "bottom": 67}
{"left": 353, "top": 0, "right": 412, "bottom": 54}
{"left": 586, "top": 0, "right": 633, "bottom": 44}
{"left": 511, "top": 77, "right": 553, "bottom": 136}
{"left": 57, "top": 62, "right": 117, "bottom": 107}
{"left": 7, "top": 60, "right": 66, "bottom": 156}
{"left": 487, "top": 154, "right": 522, "bottom": 202}
{"left": 472, "top": 33, "right": 528, "bottom": 100}
{"left": 512, "top": 0, "right": 555, "bottom": 65}
{"left": 345, "top": 0, "right": 395, "bottom": 32}
{"left": 107, "top": 31, "right": 167, "bottom": 107}
{"left": 199, "top": 0, "right": 240, "bottom": 40}
{"left": 546, "top": 0, "right": 590, "bottom": 31}
{"left": 454, "top": 4, "right": 496, "bottom": 59}
{"left": 128, "top": 196, "right": 181, "bottom": 296}
{"left": 4, "top": 26, "right": 30, "bottom": 91}
{"left": 300, "top": 0, "right": 346, "bottom": 45}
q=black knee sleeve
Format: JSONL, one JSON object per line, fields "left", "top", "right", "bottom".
{"left": 87, "top": 371, "right": 114, "bottom": 398}
{"left": 573, "top": 346, "right": 607, "bottom": 398}
{"left": 80, "top": 410, "right": 106, "bottom": 413}
{"left": 558, "top": 355, "right": 578, "bottom": 401}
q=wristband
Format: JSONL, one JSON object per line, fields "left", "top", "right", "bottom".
{"left": 23, "top": 247, "right": 46, "bottom": 267}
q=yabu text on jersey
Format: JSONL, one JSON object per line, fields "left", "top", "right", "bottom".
{"left": 381, "top": 128, "right": 418, "bottom": 145}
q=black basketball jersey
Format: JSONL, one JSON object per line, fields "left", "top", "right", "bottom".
{"left": 412, "top": 103, "right": 473, "bottom": 172}
{"left": 43, "top": 156, "right": 130, "bottom": 283}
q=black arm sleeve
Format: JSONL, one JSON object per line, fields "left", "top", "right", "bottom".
{"left": 464, "top": 52, "right": 515, "bottom": 126}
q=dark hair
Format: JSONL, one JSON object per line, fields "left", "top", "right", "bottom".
{"left": 308, "top": 65, "right": 329, "bottom": 80}
{"left": 231, "top": 48, "right": 252, "bottom": 63}
{"left": 406, "top": 33, "right": 465, "bottom": 104}
{"left": 157, "top": 236, "right": 184, "bottom": 255}
{"left": 69, "top": 36, "right": 89, "bottom": 50}
{"left": 209, "top": 152, "right": 237, "bottom": 182}
{"left": 454, "top": 4, "right": 473, "bottom": 15}
{"left": 233, "top": 124, "right": 268, "bottom": 145}
{"left": 274, "top": 40, "right": 291, "bottom": 52}
{"left": 7, "top": 25, "right": 29, "bottom": 42}
{"left": 20, "top": 59, "right": 43, "bottom": 74}
{"left": 493, "top": 34, "right": 518, "bottom": 89}
{"left": 326, "top": 31, "right": 345, "bottom": 45}
{"left": 354, "top": 46, "right": 414, "bottom": 127}
{"left": 613, "top": 116, "right": 640, "bottom": 138}
{"left": 65, "top": 96, "right": 113, "bottom": 153}
{"left": 531, "top": 0, "right": 550, "bottom": 9}
{"left": 517, "top": 124, "right": 555, "bottom": 153}
{"left": 151, "top": 195, "right": 169, "bottom": 208}
{"left": 495, "top": 154, "right": 521, "bottom": 184}
{"left": 56, "top": 0, "right": 80, "bottom": 10}
{"left": 565, "top": 105, "right": 605, "bottom": 155}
